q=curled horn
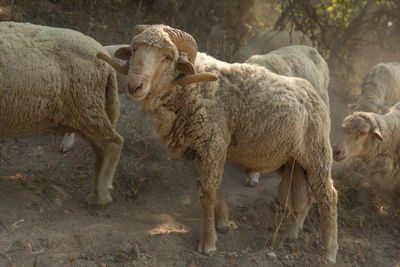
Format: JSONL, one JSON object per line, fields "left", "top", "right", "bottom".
{"left": 173, "top": 72, "right": 218, "bottom": 87}
{"left": 97, "top": 52, "right": 128, "bottom": 75}
{"left": 163, "top": 26, "right": 198, "bottom": 64}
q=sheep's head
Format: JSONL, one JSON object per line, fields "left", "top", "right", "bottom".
{"left": 332, "top": 112, "right": 383, "bottom": 161}
{"left": 97, "top": 24, "right": 218, "bottom": 101}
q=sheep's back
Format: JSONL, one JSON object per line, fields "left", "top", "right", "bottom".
{"left": 245, "top": 45, "right": 329, "bottom": 107}
{"left": 361, "top": 62, "right": 400, "bottom": 110}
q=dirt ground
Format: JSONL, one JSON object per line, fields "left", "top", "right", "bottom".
{"left": 1, "top": 1, "right": 400, "bottom": 266}
{"left": 1, "top": 95, "right": 400, "bottom": 267}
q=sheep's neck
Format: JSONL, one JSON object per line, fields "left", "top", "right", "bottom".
{"left": 141, "top": 83, "right": 190, "bottom": 158}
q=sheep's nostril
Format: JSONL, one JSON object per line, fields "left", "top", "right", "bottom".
{"left": 334, "top": 149, "right": 340, "bottom": 156}
{"left": 128, "top": 83, "right": 143, "bottom": 94}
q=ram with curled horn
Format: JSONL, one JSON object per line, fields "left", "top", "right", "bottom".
{"left": 97, "top": 24, "right": 338, "bottom": 263}
{"left": 97, "top": 24, "right": 218, "bottom": 94}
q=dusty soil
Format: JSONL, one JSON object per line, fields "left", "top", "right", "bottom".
{"left": 1, "top": 1, "right": 400, "bottom": 266}
{"left": 1, "top": 96, "right": 400, "bottom": 267}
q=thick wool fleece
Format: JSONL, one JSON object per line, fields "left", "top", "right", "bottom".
{"left": 231, "top": 31, "right": 313, "bottom": 63}
{"left": 246, "top": 45, "right": 330, "bottom": 109}
{"left": 141, "top": 52, "right": 333, "bottom": 192}
{"left": 357, "top": 62, "right": 400, "bottom": 113}
{"left": 0, "top": 22, "right": 120, "bottom": 138}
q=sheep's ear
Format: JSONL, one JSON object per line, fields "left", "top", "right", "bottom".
{"left": 114, "top": 46, "right": 132, "bottom": 60}
{"left": 371, "top": 127, "right": 383, "bottom": 142}
{"left": 177, "top": 54, "right": 195, "bottom": 75}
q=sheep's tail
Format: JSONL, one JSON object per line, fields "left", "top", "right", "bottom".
{"left": 105, "top": 71, "right": 120, "bottom": 127}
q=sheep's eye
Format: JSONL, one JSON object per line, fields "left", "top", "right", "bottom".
{"left": 164, "top": 55, "right": 172, "bottom": 61}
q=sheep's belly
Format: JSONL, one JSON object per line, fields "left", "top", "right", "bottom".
{"left": 227, "top": 149, "right": 288, "bottom": 173}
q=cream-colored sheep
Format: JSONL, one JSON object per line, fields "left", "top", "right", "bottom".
{"left": 333, "top": 102, "right": 400, "bottom": 179}
{"left": 0, "top": 22, "right": 123, "bottom": 206}
{"left": 350, "top": 62, "right": 400, "bottom": 113}
{"left": 231, "top": 30, "right": 313, "bottom": 63}
{"left": 246, "top": 45, "right": 329, "bottom": 107}
{"left": 99, "top": 24, "right": 338, "bottom": 263}
{"left": 59, "top": 44, "right": 149, "bottom": 152}
{"left": 244, "top": 45, "right": 330, "bottom": 186}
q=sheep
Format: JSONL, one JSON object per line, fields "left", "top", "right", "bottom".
{"left": 333, "top": 102, "right": 400, "bottom": 180}
{"left": 244, "top": 45, "right": 330, "bottom": 186}
{"left": 98, "top": 24, "right": 338, "bottom": 263}
{"left": 349, "top": 62, "right": 400, "bottom": 114}
{"left": 231, "top": 30, "right": 313, "bottom": 63}
{"left": 59, "top": 44, "right": 144, "bottom": 153}
{"left": 0, "top": 22, "right": 123, "bottom": 207}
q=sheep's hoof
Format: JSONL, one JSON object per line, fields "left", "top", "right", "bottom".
{"left": 88, "top": 202, "right": 111, "bottom": 216}
{"left": 59, "top": 133, "right": 76, "bottom": 153}
{"left": 246, "top": 178, "right": 259, "bottom": 187}
{"left": 197, "top": 239, "right": 216, "bottom": 255}
{"left": 325, "top": 250, "right": 337, "bottom": 264}
{"left": 246, "top": 173, "right": 260, "bottom": 187}
{"left": 325, "top": 241, "right": 338, "bottom": 264}
{"left": 87, "top": 192, "right": 113, "bottom": 206}
{"left": 283, "top": 223, "right": 299, "bottom": 240}
{"left": 59, "top": 143, "right": 73, "bottom": 153}
{"left": 216, "top": 221, "right": 230, "bottom": 234}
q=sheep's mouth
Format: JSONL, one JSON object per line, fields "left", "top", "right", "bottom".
{"left": 333, "top": 153, "right": 346, "bottom": 162}
{"left": 129, "top": 89, "right": 149, "bottom": 101}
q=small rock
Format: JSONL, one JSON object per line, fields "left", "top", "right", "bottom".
{"left": 267, "top": 252, "right": 276, "bottom": 259}
{"left": 284, "top": 255, "right": 289, "bottom": 260}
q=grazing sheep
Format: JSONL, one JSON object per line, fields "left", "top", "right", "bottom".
{"left": 0, "top": 22, "right": 123, "bottom": 206}
{"left": 99, "top": 24, "right": 338, "bottom": 263}
{"left": 333, "top": 102, "right": 400, "bottom": 180}
{"left": 350, "top": 62, "right": 400, "bottom": 114}
{"left": 244, "top": 45, "right": 330, "bottom": 186}
{"left": 231, "top": 30, "right": 313, "bottom": 63}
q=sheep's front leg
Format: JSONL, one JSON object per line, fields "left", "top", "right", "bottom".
{"left": 215, "top": 189, "right": 230, "bottom": 233}
{"left": 198, "top": 189, "right": 218, "bottom": 254}
{"left": 195, "top": 145, "right": 227, "bottom": 255}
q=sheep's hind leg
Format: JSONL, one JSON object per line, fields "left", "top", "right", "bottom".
{"left": 278, "top": 159, "right": 312, "bottom": 240}
{"left": 215, "top": 189, "right": 230, "bottom": 234}
{"left": 308, "top": 168, "right": 338, "bottom": 264}
{"left": 283, "top": 197, "right": 313, "bottom": 240}
{"left": 79, "top": 135, "right": 104, "bottom": 206}
{"left": 78, "top": 121, "right": 124, "bottom": 206}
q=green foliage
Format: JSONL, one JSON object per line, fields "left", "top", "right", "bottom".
{"left": 314, "top": 0, "right": 396, "bottom": 28}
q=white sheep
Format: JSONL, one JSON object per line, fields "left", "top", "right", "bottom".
{"left": 333, "top": 102, "right": 400, "bottom": 180}
{"left": 0, "top": 22, "right": 123, "bottom": 206}
{"left": 99, "top": 24, "right": 338, "bottom": 263}
{"left": 350, "top": 62, "right": 400, "bottom": 113}
{"left": 231, "top": 30, "right": 313, "bottom": 63}
{"left": 244, "top": 45, "right": 330, "bottom": 186}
